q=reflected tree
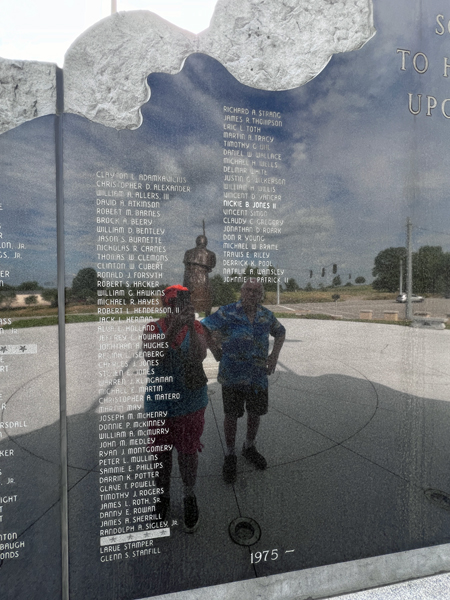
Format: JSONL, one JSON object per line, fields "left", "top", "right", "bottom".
{"left": 72, "top": 267, "right": 98, "bottom": 303}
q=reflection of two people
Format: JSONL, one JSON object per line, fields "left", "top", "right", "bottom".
{"left": 142, "top": 279, "right": 285, "bottom": 533}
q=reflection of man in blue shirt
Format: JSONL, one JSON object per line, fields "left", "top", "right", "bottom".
{"left": 202, "top": 279, "right": 285, "bottom": 483}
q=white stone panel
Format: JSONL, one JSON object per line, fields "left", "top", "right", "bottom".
{"left": 63, "top": 0, "right": 374, "bottom": 130}
{"left": 63, "top": 11, "right": 196, "bottom": 130}
{"left": 0, "top": 1, "right": 374, "bottom": 132}
{"left": 0, "top": 59, "right": 57, "bottom": 134}
{"left": 199, "top": 0, "right": 375, "bottom": 90}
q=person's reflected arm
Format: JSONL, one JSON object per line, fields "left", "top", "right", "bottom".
{"left": 202, "top": 326, "right": 222, "bottom": 362}
{"left": 142, "top": 322, "right": 160, "bottom": 362}
{"left": 143, "top": 307, "right": 198, "bottom": 363}
{"left": 187, "top": 315, "right": 207, "bottom": 362}
{"left": 266, "top": 333, "right": 285, "bottom": 375}
{"left": 164, "top": 306, "right": 206, "bottom": 361}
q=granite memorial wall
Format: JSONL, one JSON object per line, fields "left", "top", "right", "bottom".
{"left": 0, "top": 94, "right": 61, "bottom": 597}
{"left": 1, "top": 1, "right": 450, "bottom": 599}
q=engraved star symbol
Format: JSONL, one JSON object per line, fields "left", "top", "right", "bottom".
{"left": 0, "top": 347, "right": 6, "bottom": 353}
{"left": 110, "top": 537, "right": 117, "bottom": 543}
{"left": 127, "top": 534, "right": 134, "bottom": 540}
{"left": 20, "top": 346, "right": 26, "bottom": 352}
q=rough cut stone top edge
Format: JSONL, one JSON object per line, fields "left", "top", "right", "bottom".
{"left": 0, "top": 0, "right": 375, "bottom": 133}
{"left": 0, "top": 58, "right": 58, "bottom": 135}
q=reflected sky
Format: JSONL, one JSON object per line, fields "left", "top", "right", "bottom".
{"left": 0, "top": 116, "right": 57, "bottom": 286}
{"left": 1, "top": 0, "right": 449, "bottom": 288}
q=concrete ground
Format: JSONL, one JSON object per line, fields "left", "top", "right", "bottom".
{"left": 330, "top": 573, "right": 450, "bottom": 600}
{"left": 1, "top": 318, "right": 450, "bottom": 600}
{"left": 267, "top": 297, "right": 450, "bottom": 321}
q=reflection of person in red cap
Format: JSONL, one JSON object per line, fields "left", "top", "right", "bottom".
{"left": 142, "top": 285, "right": 208, "bottom": 533}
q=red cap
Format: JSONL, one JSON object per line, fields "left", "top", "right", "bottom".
{"left": 162, "top": 284, "right": 189, "bottom": 306}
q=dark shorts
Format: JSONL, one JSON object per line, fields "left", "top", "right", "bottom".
{"left": 148, "top": 408, "right": 205, "bottom": 455}
{"left": 222, "top": 385, "right": 268, "bottom": 418}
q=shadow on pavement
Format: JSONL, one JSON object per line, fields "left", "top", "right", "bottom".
{"left": 2, "top": 366, "right": 450, "bottom": 599}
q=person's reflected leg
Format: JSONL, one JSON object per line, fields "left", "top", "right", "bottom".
{"left": 224, "top": 413, "right": 238, "bottom": 450}
{"left": 242, "top": 411, "right": 267, "bottom": 469}
{"left": 157, "top": 450, "right": 172, "bottom": 520}
{"left": 178, "top": 451, "right": 198, "bottom": 495}
{"left": 178, "top": 452, "right": 199, "bottom": 532}
{"left": 245, "top": 411, "right": 260, "bottom": 446}
{"left": 223, "top": 413, "right": 238, "bottom": 483}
